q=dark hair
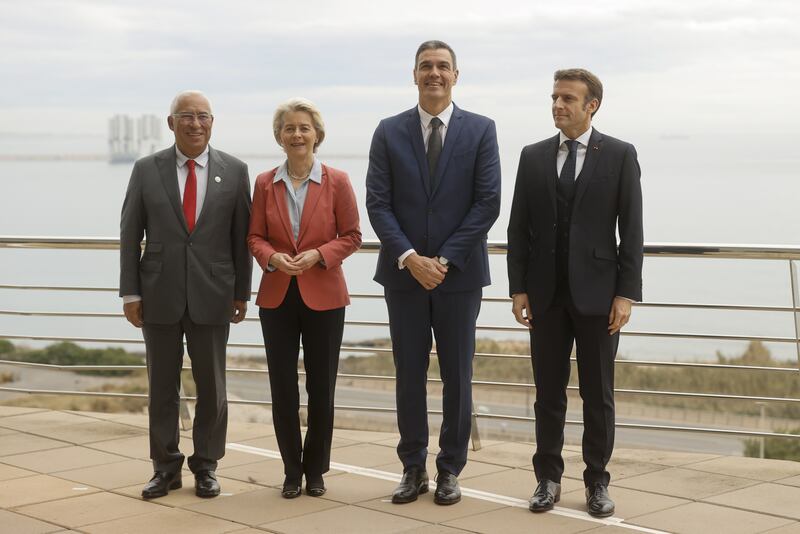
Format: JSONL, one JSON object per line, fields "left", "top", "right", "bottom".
{"left": 554, "top": 68, "right": 603, "bottom": 116}
{"left": 415, "top": 40, "right": 457, "bottom": 70}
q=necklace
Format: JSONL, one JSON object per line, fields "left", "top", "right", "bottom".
{"left": 287, "top": 163, "right": 312, "bottom": 181}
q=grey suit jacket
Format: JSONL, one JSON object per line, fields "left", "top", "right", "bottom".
{"left": 120, "top": 145, "right": 252, "bottom": 325}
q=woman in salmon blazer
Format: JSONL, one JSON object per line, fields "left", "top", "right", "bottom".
{"left": 247, "top": 98, "right": 361, "bottom": 499}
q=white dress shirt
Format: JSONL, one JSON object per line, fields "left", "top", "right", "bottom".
{"left": 122, "top": 145, "right": 210, "bottom": 304}
{"left": 398, "top": 102, "right": 455, "bottom": 269}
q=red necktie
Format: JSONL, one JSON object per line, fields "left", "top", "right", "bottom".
{"left": 183, "top": 159, "right": 197, "bottom": 233}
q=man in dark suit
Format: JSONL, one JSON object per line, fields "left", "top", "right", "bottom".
{"left": 507, "top": 69, "right": 643, "bottom": 517}
{"left": 120, "top": 90, "right": 252, "bottom": 499}
{"left": 366, "top": 40, "right": 501, "bottom": 506}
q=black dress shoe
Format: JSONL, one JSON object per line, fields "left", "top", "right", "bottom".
{"left": 528, "top": 479, "right": 561, "bottom": 512}
{"left": 391, "top": 466, "right": 429, "bottom": 504}
{"left": 141, "top": 471, "right": 182, "bottom": 499}
{"left": 433, "top": 471, "right": 461, "bottom": 505}
{"left": 194, "top": 470, "right": 221, "bottom": 498}
{"left": 282, "top": 478, "right": 302, "bottom": 499}
{"left": 586, "top": 483, "right": 615, "bottom": 517}
{"left": 306, "top": 475, "right": 326, "bottom": 497}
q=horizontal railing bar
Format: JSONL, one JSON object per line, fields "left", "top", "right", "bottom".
{"left": 2, "top": 335, "right": 798, "bottom": 374}
{"left": 2, "top": 386, "right": 798, "bottom": 440}
{"left": 2, "top": 285, "right": 798, "bottom": 314}
{"left": 3, "top": 315, "right": 796, "bottom": 343}
{"left": 3, "top": 236, "right": 800, "bottom": 259}
{"left": 1, "top": 359, "right": 796, "bottom": 404}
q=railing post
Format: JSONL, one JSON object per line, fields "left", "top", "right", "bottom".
{"left": 791, "top": 260, "right": 800, "bottom": 372}
{"left": 179, "top": 368, "right": 193, "bottom": 431}
{"left": 470, "top": 401, "right": 482, "bottom": 451}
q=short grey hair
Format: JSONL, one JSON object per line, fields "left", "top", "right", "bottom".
{"left": 415, "top": 40, "right": 457, "bottom": 70}
{"left": 169, "top": 90, "right": 213, "bottom": 115}
{"left": 272, "top": 97, "right": 326, "bottom": 151}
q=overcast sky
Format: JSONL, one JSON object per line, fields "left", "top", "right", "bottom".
{"left": 1, "top": 0, "right": 798, "bottom": 156}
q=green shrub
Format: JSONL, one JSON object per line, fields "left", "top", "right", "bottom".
{"left": 744, "top": 428, "right": 800, "bottom": 461}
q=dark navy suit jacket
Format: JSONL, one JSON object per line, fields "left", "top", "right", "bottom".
{"left": 366, "top": 104, "right": 501, "bottom": 292}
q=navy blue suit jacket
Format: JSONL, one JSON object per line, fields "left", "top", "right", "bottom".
{"left": 366, "top": 104, "right": 501, "bottom": 292}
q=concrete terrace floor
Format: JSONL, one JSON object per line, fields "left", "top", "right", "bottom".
{"left": 1, "top": 406, "right": 800, "bottom": 533}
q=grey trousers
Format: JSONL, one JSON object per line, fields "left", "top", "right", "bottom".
{"left": 143, "top": 311, "right": 229, "bottom": 474}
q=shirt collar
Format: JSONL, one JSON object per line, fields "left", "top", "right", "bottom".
{"left": 273, "top": 157, "right": 322, "bottom": 184}
{"left": 175, "top": 145, "right": 210, "bottom": 167}
{"left": 418, "top": 102, "right": 454, "bottom": 129}
{"left": 559, "top": 126, "right": 593, "bottom": 148}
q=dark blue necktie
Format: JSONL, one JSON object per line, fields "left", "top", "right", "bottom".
{"left": 559, "top": 139, "right": 578, "bottom": 184}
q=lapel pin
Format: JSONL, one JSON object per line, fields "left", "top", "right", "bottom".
{"left": 592, "top": 145, "right": 599, "bottom": 150}
{"left": 214, "top": 176, "right": 222, "bottom": 183}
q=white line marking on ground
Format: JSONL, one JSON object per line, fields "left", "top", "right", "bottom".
{"left": 227, "top": 443, "right": 669, "bottom": 534}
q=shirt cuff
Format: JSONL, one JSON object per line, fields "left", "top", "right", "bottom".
{"left": 398, "top": 249, "right": 415, "bottom": 270}
{"left": 616, "top": 296, "right": 636, "bottom": 303}
{"left": 122, "top": 295, "right": 142, "bottom": 304}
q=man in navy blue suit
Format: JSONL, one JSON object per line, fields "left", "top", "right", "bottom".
{"left": 366, "top": 40, "right": 501, "bottom": 506}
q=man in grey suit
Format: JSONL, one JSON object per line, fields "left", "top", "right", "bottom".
{"left": 120, "top": 90, "right": 252, "bottom": 499}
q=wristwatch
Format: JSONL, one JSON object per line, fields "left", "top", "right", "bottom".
{"left": 438, "top": 256, "right": 449, "bottom": 266}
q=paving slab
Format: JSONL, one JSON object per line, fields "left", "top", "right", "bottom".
{"left": 235, "top": 432, "right": 356, "bottom": 450}
{"left": 615, "top": 466, "right": 758, "bottom": 499}
{"left": 563, "top": 454, "right": 666, "bottom": 482}
{"left": 15, "top": 492, "right": 157, "bottom": 528}
{"left": 399, "top": 526, "right": 473, "bottom": 533}
{"left": 558, "top": 486, "right": 689, "bottom": 519}
{"left": 1, "top": 445, "right": 124, "bottom": 474}
{"left": 80, "top": 507, "right": 245, "bottom": 534}
{"left": 53, "top": 459, "right": 153, "bottom": 490}
{"left": 0, "top": 461, "right": 37, "bottom": 481}
{"left": 611, "top": 447, "right": 720, "bottom": 467}
{"left": 686, "top": 456, "right": 800, "bottom": 482}
{"left": 314, "top": 472, "right": 396, "bottom": 504}
{"left": 704, "top": 482, "right": 800, "bottom": 520}
{"left": 0, "top": 406, "right": 47, "bottom": 417}
{"left": 83, "top": 434, "right": 150, "bottom": 458}
{"left": 466, "top": 441, "right": 540, "bottom": 468}
{"left": 222, "top": 420, "right": 277, "bottom": 441}
{"left": 0, "top": 410, "right": 90, "bottom": 431}
{"left": 443, "top": 505, "right": 596, "bottom": 533}
{"left": 761, "top": 523, "right": 800, "bottom": 533}
{"left": 182, "top": 486, "right": 342, "bottom": 526}
{"left": 777, "top": 474, "right": 800, "bottom": 488}
{"left": 96, "top": 413, "right": 149, "bottom": 429}
{"left": 330, "top": 442, "right": 403, "bottom": 467}
{"left": 260, "top": 504, "right": 427, "bottom": 533}
{"left": 0, "top": 509, "right": 63, "bottom": 533}
{"left": 628, "top": 501, "right": 794, "bottom": 534}
{"left": 0, "top": 432, "right": 70, "bottom": 457}
{"left": 359, "top": 494, "right": 506, "bottom": 524}
{"left": 37, "top": 421, "right": 145, "bottom": 445}
{"left": 217, "top": 458, "right": 286, "bottom": 487}
{"left": 332, "top": 428, "right": 400, "bottom": 443}
{"left": 114, "top": 474, "right": 260, "bottom": 507}
{"left": 0, "top": 474, "right": 99, "bottom": 508}
{"left": 453, "top": 467, "right": 536, "bottom": 501}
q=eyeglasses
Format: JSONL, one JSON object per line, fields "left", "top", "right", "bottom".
{"left": 172, "top": 112, "right": 213, "bottom": 125}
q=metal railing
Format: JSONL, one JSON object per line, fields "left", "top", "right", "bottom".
{"left": 1, "top": 236, "right": 799, "bottom": 449}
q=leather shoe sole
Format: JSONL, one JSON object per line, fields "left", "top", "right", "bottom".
{"left": 433, "top": 492, "right": 461, "bottom": 505}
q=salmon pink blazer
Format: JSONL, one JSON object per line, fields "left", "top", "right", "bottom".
{"left": 247, "top": 164, "right": 361, "bottom": 311}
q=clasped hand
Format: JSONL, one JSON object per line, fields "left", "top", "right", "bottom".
{"left": 405, "top": 253, "right": 448, "bottom": 290}
{"left": 269, "top": 250, "right": 322, "bottom": 276}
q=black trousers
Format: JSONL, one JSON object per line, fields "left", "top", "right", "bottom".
{"left": 530, "top": 289, "right": 618, "bottom": 487}
{"left": 385, "top": 285, "right": 482, "bottom": 476}
{"left": 142, "top": 310, "right": 230, "bottom": 474}
{"left": 259, "top": 278, "right": 345, "bottom": 483}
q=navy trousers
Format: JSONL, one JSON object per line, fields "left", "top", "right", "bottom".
{"left": 385, "top": 285, "right": 481, "bottom": 476}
